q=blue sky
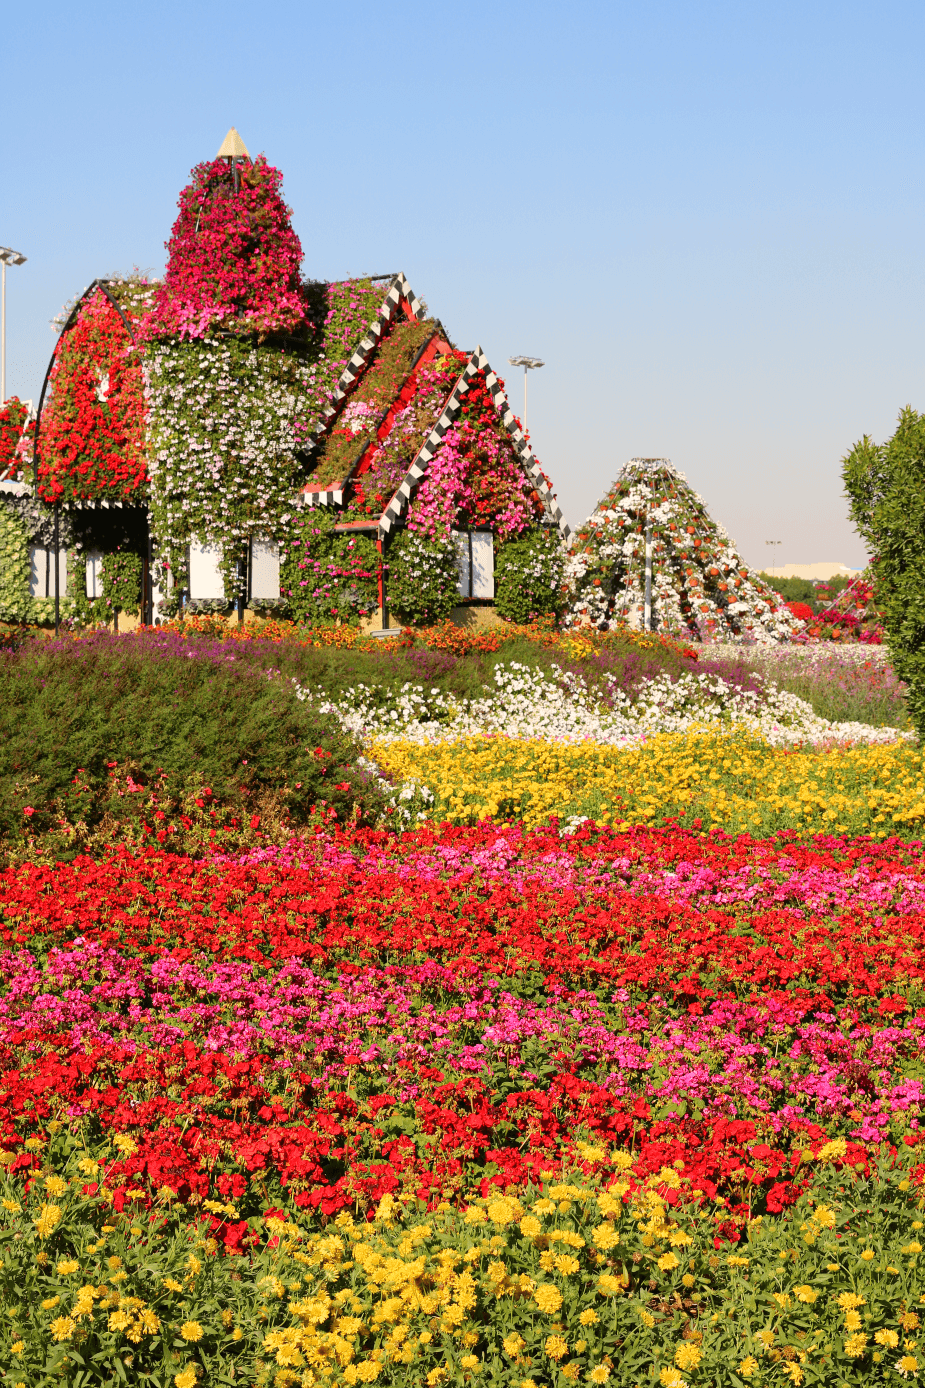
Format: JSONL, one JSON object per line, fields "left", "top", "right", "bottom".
{"left": 4, "top": 0, "right": 924, "bottom": 569}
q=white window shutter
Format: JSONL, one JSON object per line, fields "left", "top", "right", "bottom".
{"left": 86, "top": 551, "right": 103, "bottom": 599}
{"left": 250, "top": 537, "right": 280, "bottom": 599}
{"left": 189, "top": 542, "right": 225, "bottom": 600}
{"left": 451, "top": 529, "right": 470, "bottom": 597}
{"left": 29, "top": 546, "right": 48, "bottom": 597}
{"left": 471, "top": 531, "right": 495, "bottom": 598}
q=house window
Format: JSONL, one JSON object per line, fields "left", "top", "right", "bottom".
{"left": 189, "top": 542, "right": 225, "bottom": 600}
{"left": 451, "top": 529, "right": 494, "bottom": 599}
{"left": 250, "top": 537, "right": 280, "bottom": 600}
{"left": 29, "top": 545, "right": 68, "bottom": 598}
{"left": 86, "top": 551, "right": 103, "bottom": 599}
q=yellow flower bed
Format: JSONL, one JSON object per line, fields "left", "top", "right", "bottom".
{"left": 373, "top": 730, "right": 925, "bottom": 837}
{"left": 3, "top": 1138, "right": 924, "bottom": 1387}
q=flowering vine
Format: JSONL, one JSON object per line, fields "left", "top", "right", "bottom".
{"left": 140, "top": 157, "right": 305, "bottom": 342}
{"left": 279, "top": 509, "right": 378, "bottom": 626}
{"left": 144, "top": 337, "right": 314, "bottom": 597}
{"left": 37, "top": 286, "right": 151, "bottom": 503}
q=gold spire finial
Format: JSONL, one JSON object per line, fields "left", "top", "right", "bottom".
{"left": 216, "top": 127, "right": 250, "bottom": 160}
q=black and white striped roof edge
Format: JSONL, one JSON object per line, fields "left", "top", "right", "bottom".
{"left": 377, "top": 348, "right": 570, "bottom": 541}
{"left": 301, "top": 272, "right": 426, "bottom": 464}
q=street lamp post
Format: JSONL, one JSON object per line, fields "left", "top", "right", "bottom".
{"left": 765, "top": 540, "right": 782, "bottom": 578}
{"left": 0, "top": 247, "right": 27, "bottom": 407}
{"left": 507, "top": 356, "right": 544, "bottom": 436}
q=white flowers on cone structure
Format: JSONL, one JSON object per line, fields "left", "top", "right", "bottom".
{"left": 565, "top": 458, "right": 804, "bottom": 645}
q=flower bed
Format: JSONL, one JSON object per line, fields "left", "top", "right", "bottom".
{"left": 3, "top": 825, "right": 925, "bottom": 1382}
{"left": 373, "top": 730, "right": 925, "bottom": 835}
{"left": 1, "top": 626, "right": 924, "bottom": 1386}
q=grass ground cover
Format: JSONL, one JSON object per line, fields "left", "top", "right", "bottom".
{"left": 2, "top": 622, "right": 925, "bottom": 1387}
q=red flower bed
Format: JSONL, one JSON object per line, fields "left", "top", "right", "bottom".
{"left": 2, "top": 823, "right": 924, "bottom": 1238}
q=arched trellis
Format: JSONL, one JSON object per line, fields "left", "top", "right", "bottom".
{"left": 32, "top": 279, "right": 137, "bottom": 498}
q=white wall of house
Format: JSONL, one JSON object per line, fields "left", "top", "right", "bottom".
{"left": 29, "top": 545, "right": 68, "bottom": 598}
{"left": 189, "top": 542, "right": 225, "bottom": 600}
{"left": 250, "top": 537, "right": 280, "bottom": 599}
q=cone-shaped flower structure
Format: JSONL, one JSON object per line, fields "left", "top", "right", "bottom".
{"left": 565, "top": 457, "right": 803, "bottom": 643}
{"left": 142, "top": 148, "right": 305, "bottom": 341}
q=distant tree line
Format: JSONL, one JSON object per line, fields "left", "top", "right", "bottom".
{"left": 757, "top": 573, "right": 851, "bottom": 615}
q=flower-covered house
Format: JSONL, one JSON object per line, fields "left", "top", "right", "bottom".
{"left": 15, "top": 129, "right": 568, "bottom": 630}
{"left": 292, "top": 277, "right": 569, "bottom": 628}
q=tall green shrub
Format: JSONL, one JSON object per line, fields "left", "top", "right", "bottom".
{"left": 843, "top": 406, "right": 925, "bottom": 734}
{"left": 0, "top": 632, "right": 385, "bottom": 851}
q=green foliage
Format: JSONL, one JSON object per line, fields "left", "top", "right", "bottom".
{"left": 145, "top": 336, "right": 317, "bottom": 596}
{"left": 100, "top": 548, "right": 143, "bottom": 616}
{"left": 0, "top": 494, "right": 80, "bottom": 627}
{"left": 2, "top": 1136, "right": 925, "bottom": 1387}
{"left": 843, "top": 407, "right": 925, "bottom": 736}
{"left": 279, "top": 510, "right": 379, "bottom": 626}
{"left": 0, "top": 634, "right": 384, "bottom": 856}
{"left": 0, "top": 500, "right": 31, "bottom": 623}
{"left": 387, "top": 530, "right": 459, "bottom": 626}
{"left": 495, "top": 525, "right": 566, "bottom": 624}
{"left": 758, "top": 572, "right": 851, "bottom": 612}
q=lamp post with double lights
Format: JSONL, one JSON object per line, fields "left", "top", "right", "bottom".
{"left": 765, "top": 540, "right": 782, "bottom": 577}
{"left": 507, "top": 355, "right": 544, "bottom": 436}
{"left": 0, "top": 246, "right": 27, "bottom": 407}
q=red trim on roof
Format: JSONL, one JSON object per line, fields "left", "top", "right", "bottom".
{"left": 354, "top": 336, "right": 453, "bottom": 481}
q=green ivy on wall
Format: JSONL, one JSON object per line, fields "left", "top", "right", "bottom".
{"left": 495, "top": 526, "right": 566, "bottom": 624}
{"left": 0, "top": 493, "right": 81, "bottom": 627}
{"left": 0, "top": 503, "right": 31, "bottom": 623}
{"left": 387, "top": 530, "right": 459, "bottom": 626}
{"left": 144, "top": 336, "right": 318, "bottom": 598}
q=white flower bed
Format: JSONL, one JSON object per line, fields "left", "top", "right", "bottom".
{"left": 706, "top": 640, "right": 892, "bottom": 668}
{"left": 295, "top": 661, "right": 908, "bottom": 750}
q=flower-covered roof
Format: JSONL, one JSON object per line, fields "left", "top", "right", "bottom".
{"left": 29, "top": 137, "right": 568, "bottom": 544}
{"left": 34, "top": 277, "right": 157, "bottom": 504}
{"left": 566, "top": 457, "right": 801, "bottom": 643}
{"left": 141, "top": 152, "right": 305, "bottom": 341}
{"left": 0, "top": 397, "right": 34, "bottom": 483}
{"left": 299, "top": 275, "right": 568, "bottom": 543}
{"left": 299, "top": 275, "right": 439, "bottom": 504}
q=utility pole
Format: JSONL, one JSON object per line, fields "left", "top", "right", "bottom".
{"left": 0, "top": 247, "right": 28, "bottom": 406}
{"left": 508, "top": 356, "right": 544, "bottom": 436}
{"left": 764, "top": 540, "right": 782, "bottom": 578}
